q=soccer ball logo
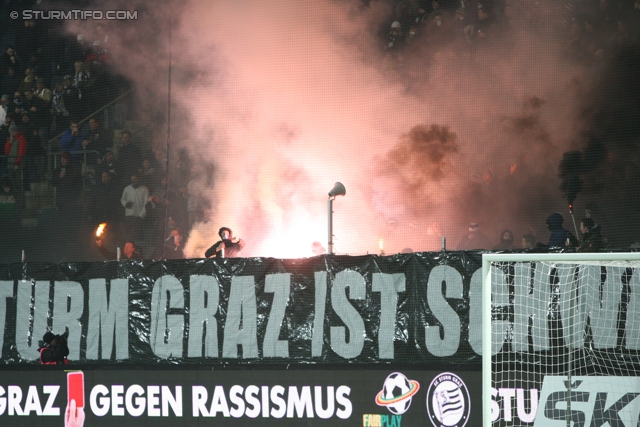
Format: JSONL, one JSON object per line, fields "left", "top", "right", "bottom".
{"left": 375, "top": 372, "right": 420, "bottom": 415}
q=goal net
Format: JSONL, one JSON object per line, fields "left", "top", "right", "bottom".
{"left": 481, "top": 253, "right": 640, "bottom": 427}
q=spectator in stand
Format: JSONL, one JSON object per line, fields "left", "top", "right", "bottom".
{"left": 24, "top": 89, "right": 49, "bottom": 145}
{"left": 38, "top": 331, "right": 69, "bottom": 365}
{"left": 19, "top": 112, "right": 44, "bottom": 187}
{"left": 456, "top": 222, "right": 493, "bottom": 250}
{"left": 521, "top": 234, "right": 536, "bottom": 249}
{"left": 493, "top": 229, "right": 515, "bottom": 250}
{"left": 546, "top": 212, "right": 578, "bottom": 248}
{"left": 427, "top": 9, "right": 454, "bottom": 42}
{"left": 89, "top": 171, "right": 121, "bottom": 226}
{"left": 68, "top": 34, "right": 90, "bottom": 68}
{"left": 72, "top": 61, "right": 88, "bottom": 90}
{"left": 0, "top": 115, "right": 10, "bottom": 167}
{"left": 18, "top": 68, "right": 37, "bottom": 93}
{"left": 0, "top": 47, "right": 20, "bottom": 75}
{"left": 139, "top": 157, "right": 161, "bottom": 192}
{"left": 81, "top": 117, "right": 111, "bottom": 167}
{"left": 51, "top": 152, "right": 81, "bottom": 217}
{"left": 387, "top": 21, "right": 404, "bottom": 49}
{"left": 427, "top": 0, "right": 449, "bottom": 23}
{"left": 0, "top": 95, "right": 5, "bottom": 126}
{"left": 1, "top": 67, "right": 21, "bottom": 97}
{"left": 0, "top": 176, "right": 18, "bottom": 223}
{"left": 473, "top": 5, "right": 496, "bottom": 43}
{"left": 395, "top": 1, "right": 417, "bottom": 30}
{"left": 94, "top": 25, "right": 110, "bottom": 48}
{"left": 414, "top": 6, "right": 429, "bottom": 25}
{"left": 27, "top": 54, "right": 46, "bottom": 82}
{"left": 117, "top": 130, "right": 142, "bottom": 182}
{"left": 83, "top": 61, "right": 109, "bottom": 112}
{"left": 205, "top": 227, "right": 245, "bottom": 258}
{"left": 577, "top": 217, "right": 604, "bottom": 252}
{"left": 96, "top": 149, "right": 120, "bottom": 186}
{"left": 62, "top": 75, "right": 82, "bottom": 120}
{"left": 16, "top": 20, "right": 41, "bottom": 62}
{"left": 50, "top": 82, "right": 69, "bottom": 136}
{"left": 454, "top": 7, "right": 468, "bottom": 31}
{"left": 35, "top": 78, "right": 51, "bottom": 103}
{"left": 85, "top": 41, "right": 109, "bottom": 64}
{"left": 19, "top": 112, "right": 37, "bottom": 141}
{"left": 120, "top": 173, "right": 149, "bottom": 244}
{"left": 162, "top": 229, "right": 185, "bottom": 260}
{"left": 59, "top": 121, "right": 84, "bottom": 159}
{"left": 96, "top": 239, "right": 142, "bottom": 260}
{"left": 9, "top": 91, "right": 28, "bottom": 118}
{"left": 4, "top": 122, "right": 27, "bottom": 187}
{"left": 20, "top": 113, "right": 47, "bottom": 190}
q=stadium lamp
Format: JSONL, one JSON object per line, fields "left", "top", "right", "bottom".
{"left": 327, "top": 182, "right": 346, "bottom": 255}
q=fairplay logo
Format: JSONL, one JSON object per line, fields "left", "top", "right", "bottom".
{"left": 426, "top": 372, "right": 471, "bottom": 427}
{"left": 374, "top": 372, "right": 420, "bottom": 415}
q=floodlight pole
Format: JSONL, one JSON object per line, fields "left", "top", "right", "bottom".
{"left": 327, "top": 182, "right": 345, "bottom": 255}
{"left": 328, "top": 196, "right": 335, "bottom": 255}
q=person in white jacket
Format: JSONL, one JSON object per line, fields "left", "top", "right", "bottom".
{"left": 121, "top": 173, "right": 150, "bottom": 244}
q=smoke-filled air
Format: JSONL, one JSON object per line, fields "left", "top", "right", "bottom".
{"left": 67, "top": 0, "right": 640, "bottom": 257}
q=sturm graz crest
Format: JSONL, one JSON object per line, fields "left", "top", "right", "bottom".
{"left": 426, "top": 372, "right": 471, "bottom": 427}
{"left": 375, "top": 372, "right": 420, "bottom": 415}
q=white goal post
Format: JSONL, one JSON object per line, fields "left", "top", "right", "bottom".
{"left": 481, "top": 252, "right": 640, "bottom": 427}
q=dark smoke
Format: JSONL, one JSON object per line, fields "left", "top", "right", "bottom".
{"left": 558, "top": 43, "right": 640, "bottom": 246}
{"left": 382, "top": 124, "right": 459, "bottom": 184}
{"left": 558, "top": 150, "right": 584, "bottom": 204}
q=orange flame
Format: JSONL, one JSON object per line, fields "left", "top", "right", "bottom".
{"left": 379, "top": 238, "right": 384, "bottom": 251}
{"left": 96, "top": 223, "right": 107, "bottom": 238}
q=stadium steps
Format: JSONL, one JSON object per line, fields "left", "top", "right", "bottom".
{"left": 21, "top": 181, "right": 57, "bottom": 228}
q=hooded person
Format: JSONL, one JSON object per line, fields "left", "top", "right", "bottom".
{"left": 456, "top": 222, "right": 493, "bottom": 250}
{"left": 546, "top": 213, "right": 578, "bottom": 248}
{"left": 205, "top": 227, "right": 245, "bottom": 258}
{"left": 577, "top": 217, "right": 604, "bottom": 252}
{"left": 38, "top": 331, "right": 69, "bottom": 364}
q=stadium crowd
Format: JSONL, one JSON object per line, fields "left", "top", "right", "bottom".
{"left": 1, "top": 0, "right": 639, "bottom": 262}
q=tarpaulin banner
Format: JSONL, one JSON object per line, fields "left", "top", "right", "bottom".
{"left": 3, "top": 251, "right": 640, "bottom": 366}
{"left": 0, "top": 252, "right": 486, "bottom": 364}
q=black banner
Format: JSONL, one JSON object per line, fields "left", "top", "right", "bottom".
{"left": 0, "top": 252, "right": 486, "bottom": 364}
{"left": 4, "top": 251, "right": 640, "bottom": 366}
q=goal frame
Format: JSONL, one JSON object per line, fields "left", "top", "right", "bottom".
{"left": 481, "top": 252, "right": 640, "bottom": 427}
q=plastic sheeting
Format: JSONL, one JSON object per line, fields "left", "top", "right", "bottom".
{"left": 0, "top": 252, "right": 487, "bottom": 364}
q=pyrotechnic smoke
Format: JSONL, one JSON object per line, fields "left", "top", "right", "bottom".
{"left": 61, "top": 0, "right": 640, "bottom": 256}
{"left": 557, "top": 44, "right": 640, "bottom": 247}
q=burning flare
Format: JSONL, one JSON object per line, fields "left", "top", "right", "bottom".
{"left": 379, "top": 238, "right": 385, "bottom": 256}
{"left": 96, "top": 223, "right": 107, "bottom": 238}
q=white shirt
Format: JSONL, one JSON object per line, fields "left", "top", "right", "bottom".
{"left": 121, "top": 183, "right": 149, "bottom": 219}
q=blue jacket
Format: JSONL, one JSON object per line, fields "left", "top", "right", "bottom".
{"left": 546, "top": 213, "right": 578, "bottom": 247}
{"left": 59, "top": 129, "right": 84, "bottom": 156}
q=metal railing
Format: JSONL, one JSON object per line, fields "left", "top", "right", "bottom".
{"left": 47, "top": 90, "right": 133, "bottom": 175}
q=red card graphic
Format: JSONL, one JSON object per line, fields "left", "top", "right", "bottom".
{"left": 67, "top": 371, "right": 84, "bottom": 409}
